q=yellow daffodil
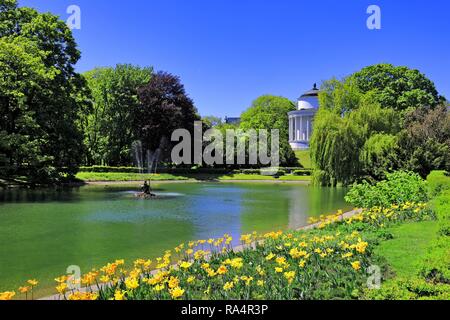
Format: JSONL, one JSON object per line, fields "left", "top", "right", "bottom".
{"left": 217, "top": 265, "right": 228, "bottom": 275}
{"left": 223, "top": 281, "right": 234, "bottom": 291}
{"left": 170, "top": 287, "right": 185, "bottom": 299}
{"left": 154, "top": 284, "right": 165, "bottom": 292}
{"left": 240, "top": 234, "right": 252, "bottom": 244}
{"left": 114, "top": 290, "right": 126, "bottom": 300}
{"left": 299, "top": 259, "right": 307, "bottom": 268}
{"left": 19, "top": 286, "right": 30, "bottom": 294}
{"left": 240, "top": 276, "right": 253, "bottom": 285}
{"left": 168, "top": 276, "right": 180, "bottom": 289}
{"left": 275, "top": 267, "right": 284, "bottom": 273}
{"left": 180, "top": 261, "right": 193, "bottom": 269}
{"left": 256, "top": 265, "right": 265, "bottom": 276}
{"left": 56, "top": 283, "right": 68, "bottom": 295}
{"left": 115, "top": 259, "right": 125, "bottom": 266}
{"left": 284, "top": 271, "right": 296, "bottom": 284}
{"left": 351, "top": 261, "right": 361, "bottom": 271}
{"left": 265, "top": 253, "right": 275, "bottom": 261}
{"left": 206, "top": 268, "right": 217, "bottom": 277}
{"left": 342, "top": 252, "right": 353, "bottom": 259}
{"left": 229, "top": 258, "right": 243, "bottom": 269}
{"left": 0, "top": 291, "right": 15, "bottom": 300}
{"left": 125, "top": 277, "right": 139, "bottom": 290}
{"left": 355, "top": 241, "right": 368, "bottom": 254}
{"left": 27, "top": 279, "right": 38, "bottom": 287}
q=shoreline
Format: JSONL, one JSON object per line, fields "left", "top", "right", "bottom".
{"left": 83, "top": 179, "right": 311, "bottom": 186}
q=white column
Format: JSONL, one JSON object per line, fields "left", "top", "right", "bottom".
{"left": 299, "top": 116, "right": 303, "bottom": 141}
{"left": 306, "top": 118, "right": 310, "bottom": 141}
{"left": 289, "top": 117, "right": 293, "bottom": 141}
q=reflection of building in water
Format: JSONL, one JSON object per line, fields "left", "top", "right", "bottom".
{"left": 288, "top": 188, "right": 309, "bottom": 229}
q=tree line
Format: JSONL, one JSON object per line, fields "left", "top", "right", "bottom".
{"left": 1, "top": 1, "right": 448, "bottom": 185}
{"left": 0, "top": 1, "right": 296, "bottom": 183}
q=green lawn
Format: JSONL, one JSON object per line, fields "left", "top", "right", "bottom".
{"left": 374, "top": 220, "right": 440, "bottom": 278}
{"left": 218, "top": 173, "right": 311, "bottom": 181}
{"left": 75, "top": 172, "right": 189, "bottom": 182}
{"left": 76, "top": 172, "right": 312, "bottom": 182}
{"left": 295, "top": 150, "right": 311, "bottom": 169}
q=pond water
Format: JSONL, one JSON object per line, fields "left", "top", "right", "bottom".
{"left": 0, "top": 182, "right": 350, "bottom": 295}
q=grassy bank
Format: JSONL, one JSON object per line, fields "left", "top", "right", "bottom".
{"left": 364, "top": 171, "right": 449, "bottom": 300}
{"left": 374, "top": 220, "right": 440, "bottom": 278}
{"left": 76, "top": 172, "right": 312, "bottom": 182}
{"left": 295, "top": 150, "right": 311, "bottom": 169}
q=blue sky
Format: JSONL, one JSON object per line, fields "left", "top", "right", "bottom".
{"left": 19, "top": 0, "right": 450, "bottom": 118}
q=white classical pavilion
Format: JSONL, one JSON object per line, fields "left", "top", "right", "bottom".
{"left": 288, "top": 84, "right": 320, "bottom": 150}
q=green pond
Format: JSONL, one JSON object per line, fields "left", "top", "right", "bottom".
{"left": 0, "top": 182, "right": 350, "bottom": 296}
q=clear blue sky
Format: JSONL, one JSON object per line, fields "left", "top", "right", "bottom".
{"left": 19, "top": 0, "right": 450, "bottom": 118}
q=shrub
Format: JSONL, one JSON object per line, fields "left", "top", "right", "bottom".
{"left": 345, "top": 171, "right": 428, "bottom": 208}
{"left": 363, "top": 278, "right": 450, "bottom": 300}
{"left": 419, "top": 237, "right": 450, "bottom": 284}
{"left": 292, "top": 169, "right": 312, "bottom": 176}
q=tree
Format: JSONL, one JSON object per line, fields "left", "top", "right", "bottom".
{"left": 0, "top": 1, "right": 90, "bottom": 182}
{"left": 397, "top": 105, "right": 450, "bottom": 177}
{"left": 350, "top": 64, "right": 442, "bottom": 112}
{"left": 82, "top": 65, "right": 153, "bottom": 166}
{"left": 0, "top": 36, "right": 55, "bottom": 178}
{"left": 135, "top": 71, "right": 200, "bottom": 159}
{"left": 360, "top": 134, "right": 399, "bottom": 181}
{"left": 312, "top": 88, "right": 401, "bottom": 185}
{"left": 240, "top": 95, "right": 298, "bottom": 167}
{"left": 202, "top": 115, "right": 223, "bottom": 128}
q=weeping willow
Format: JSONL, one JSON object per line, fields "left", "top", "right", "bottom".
{"left": 311, "top": 84, "right": 400, "bottom": 186}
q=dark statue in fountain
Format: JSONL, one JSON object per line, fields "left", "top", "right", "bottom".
{"left": 136, "top": 180, "right": 156, "bottom": 199}
{"left": 132, "top": 138, "right": 166, "bottom": 200}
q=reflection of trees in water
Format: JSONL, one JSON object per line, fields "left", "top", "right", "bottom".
{"left": 0, "top": 187, "right": 82, "bottom": 204}
{"left": 288, "top": 187, "right": 350, "bottom": 230}
{"left": 288, "top": 188, "right": 309, "bottom": 229}
{"left": 239, "top": 185, "right": 290, "bottom": 234}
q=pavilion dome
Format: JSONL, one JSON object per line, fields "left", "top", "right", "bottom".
{"left": 297, "top": 83, "right": 320, "bottom": 110}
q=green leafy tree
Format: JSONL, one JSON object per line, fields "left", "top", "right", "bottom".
{"left": 350, "top": 64, "right": 442, "bottom": 112}
{"left": 360, "top": 134, "right": 399, "bottom": 181}
{"left": 0, "top": 1, "right": 90, "bottom": 182}
{"left": 240, "top": 95, "right": 298, "bottom": 167}
{"left": 397, "top": 105, "right": 450, "bottom": 177}
{"left": 202, "top": 115, "right": 223, "bottom": 128}
{"left": 311, "top": 89, "right": 400, "bottom": 186}
{"left": 82, "top": 65, "right": 153, "bottom": 166}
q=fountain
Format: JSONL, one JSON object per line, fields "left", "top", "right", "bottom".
{"left": 132, "top": 140, "right": 162, "bottom": 200}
